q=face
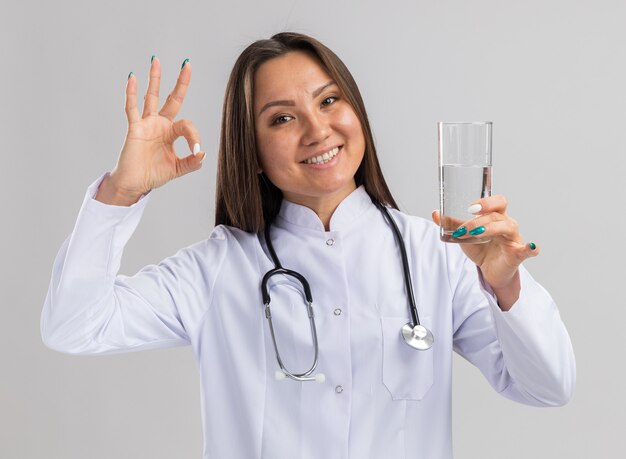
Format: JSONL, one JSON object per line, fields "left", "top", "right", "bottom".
{"left": 253, "top": 50, "right": 366, "bottom": 210}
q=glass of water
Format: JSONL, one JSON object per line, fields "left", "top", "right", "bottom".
{"left": 438, "top": 121, "right": 492, "bottom": 243}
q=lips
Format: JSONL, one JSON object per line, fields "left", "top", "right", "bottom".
{"left": 302, "top": 146, "right": 341, "bottom": 165}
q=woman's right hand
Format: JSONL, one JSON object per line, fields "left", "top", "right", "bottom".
{"left": 96, "top": 57, "right": 205, "bottom": 206}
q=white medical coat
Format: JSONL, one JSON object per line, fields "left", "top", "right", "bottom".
{"left": 41, "top": 174, "right": 576, "bottom": 459}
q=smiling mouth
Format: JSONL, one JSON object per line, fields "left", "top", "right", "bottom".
{"left": 302, "top": 146, "right": 342, "bottom": 165}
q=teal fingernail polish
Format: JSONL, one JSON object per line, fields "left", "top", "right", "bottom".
{"left": 181, "top": 58, "right": 189, "bottom": 69}
{"left": 469, "top": 226, "right": 486, "bottom": 236}
{"left": 452, "top": 226, "right": 467, "bottom": 238}
{"left": 529, "top": 242, "right": 536, "bottom": 250}
{"left": 151, "top": 55, "right": 155, "bottom": 63}
{"left": 128, "top": 71, "right": 134, "bottom": 80}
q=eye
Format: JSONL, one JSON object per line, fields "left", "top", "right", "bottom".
{"left": 271, "top": 114, "right": 292, "bottom": 126}
{"left": 321, "top": 96, "right": 338, "bottom": 107}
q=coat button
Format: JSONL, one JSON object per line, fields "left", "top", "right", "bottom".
{"left": 335, "top": 385, "right": 344, "bottom": 394}
{"left": 333, "top": 308, "right": 342, "bottom": 316}
{"left": 326, "top": 238, "right": 335, "bottom": 246}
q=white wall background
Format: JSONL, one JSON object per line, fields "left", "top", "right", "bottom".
{"left": 1, "top": 0, "right": 624, "bottom": 457}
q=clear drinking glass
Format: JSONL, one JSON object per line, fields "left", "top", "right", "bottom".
{"left": 438, "top": 121, "right": 492, "bottom": 243}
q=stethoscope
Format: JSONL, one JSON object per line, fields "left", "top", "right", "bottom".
{"left": 261, "top": 200, "right": 434, "bottom": 383}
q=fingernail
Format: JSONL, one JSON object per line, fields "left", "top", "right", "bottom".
{"left": 198, "top": 152, "right": 206, "bottom": 162}
{"left": 128, "top": 71, "right": 134, "bottom": 80}
{"left": 467, "top": 203, "right": 482, "bottom": 214}
{"left": 529, "top": 242, "right": 536, "bottom": 250}
{"left": 181, "top": 58, "right": 190, "bottom": 69}
{"left": 469, "top": 226, "right": 486, "bottom": 236}
{"left": 452, "top": 226, "right": 467, "bottom": 238}
{"left": 151, "top": 55, "right": 155, "bottom": 63}
{"left": 193, "top": 143, "right": 201, "bottom": 156}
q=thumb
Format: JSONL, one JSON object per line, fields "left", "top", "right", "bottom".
{"left": 431, "top": 210, "right": 441, "bottom": 225}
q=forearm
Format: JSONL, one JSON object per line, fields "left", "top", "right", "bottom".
{"left": 479, "top": 266, "right": 576, "bottom": 406}
{"left": 41, "top": 174, "right": 150, "bottom": 353}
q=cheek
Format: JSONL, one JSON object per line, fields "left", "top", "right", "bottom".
{"left": 257, "top": 132, "right": 292, "bottom": 170}
{"left": 338, "top": 110, "right": 366, "bottom": 151}
{"left": 256, "top": 133, "right": 278, "bottom": 165}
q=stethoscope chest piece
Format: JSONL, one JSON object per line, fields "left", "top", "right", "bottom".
{"left": 402, "top": 323, "right": 434, "bottom": 350}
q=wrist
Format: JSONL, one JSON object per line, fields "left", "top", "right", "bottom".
{"left": 490, "top": 270, "right": 521, "bottom": 312}
{"left": 95, "top": 174, "right": 144, "bottom": 206}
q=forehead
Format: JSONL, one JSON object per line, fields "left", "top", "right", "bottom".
{"left": 253, "top": 51, "right": 332, "bottom": 104}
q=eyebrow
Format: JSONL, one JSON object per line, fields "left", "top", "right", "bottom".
{"left": 257, "top": 80, "right": 338, "bottom": 117}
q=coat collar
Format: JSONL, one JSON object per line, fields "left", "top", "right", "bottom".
{"left": 276, "top": 185, "right": 374, "bottom": 232}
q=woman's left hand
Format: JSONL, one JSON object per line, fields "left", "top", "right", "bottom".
{"left": 432, "top": 195, "right": 539, "bottom": 309}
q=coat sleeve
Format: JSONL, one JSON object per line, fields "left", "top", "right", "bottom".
{"left": 40, "top": 174, "right": 226, "bottom": 355}
{"left": 449, "top": 248, "right": 576, "bottom": 407}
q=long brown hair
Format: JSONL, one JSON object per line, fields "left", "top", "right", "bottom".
{"left": 215, "top": 32, "right": 398, "bottom": 232}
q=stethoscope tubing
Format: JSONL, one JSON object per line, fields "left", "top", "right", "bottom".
{"left": 374, "top": 201, "right": 422, "bottom": 328}
{"left": 261, "top": 199, "right": 434, "bottom": 383}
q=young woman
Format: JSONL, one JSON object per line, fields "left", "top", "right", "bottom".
{"left": 42, "top": 32, "right": 575, "bottom": 458}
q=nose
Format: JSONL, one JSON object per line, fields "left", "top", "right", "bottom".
{"left": 301, "top": 111, "right": 331, "bottom": 146}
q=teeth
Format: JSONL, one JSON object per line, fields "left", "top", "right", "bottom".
{"left": 304, "top": 146, "right": 340, "bottom": 164}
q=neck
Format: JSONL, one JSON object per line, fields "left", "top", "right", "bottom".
{"left": 283, "top": 182, "right": 357, "bottom": 231}
{"left": 313, "top": 203, "right": 338, "bottom": 231}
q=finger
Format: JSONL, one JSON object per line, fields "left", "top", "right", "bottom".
{"left": 526, "top": 241, "right": 540, "bottom": 258}
{"left": 176, "top": 151, "right": 206, "bottom": 178}
{"left": 142, "top": 56, "right": 161, "bottom": 118}
{"left": 168, "top": 118, "right": 202, "bottom": 155}
{"left": 453, "top": 217, "right": 517, "bottom": 241}
{"left": 451, "top": 212, "right": 506, "bottom": 238}
{"left": 159, "top": 58, "right": 191, "bottom": 121}
{"left": 508, "top": 241, "right": 541, "bottom": 265}
{"left": 125, "top": 72, "right": 141, "bottom": 124}
{"left": 432, "top": 209, "right": 468, "bottom": 230}
{"left": 476, "top": 219, "right": 519, "bottom": 240}
{"left": 468, "top": 195, "right": 508, "bottom": 215}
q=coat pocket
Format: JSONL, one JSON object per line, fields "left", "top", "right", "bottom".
{"left": 381, "top": 316, "right": 434, "bottom": 401}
